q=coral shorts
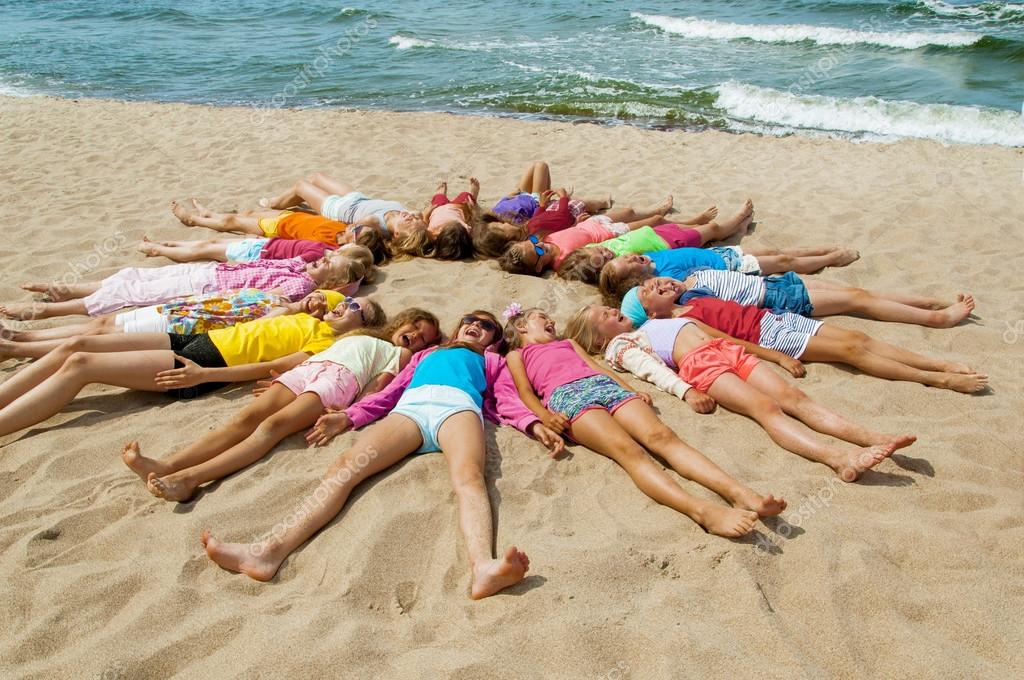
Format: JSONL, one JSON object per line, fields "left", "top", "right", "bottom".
{"left": 676, "top": 338, "right": 760, "bottom": 393}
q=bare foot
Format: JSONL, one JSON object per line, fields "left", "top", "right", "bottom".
{"left": 436, "top": 180, "right": 447, "bottom": 194}
{"left": 0, "top": 301, "right": 48, "bottom": 320}
{"left": 700, "top": 505, "right": 758, "bottom": 537}
{"left": 258, "top": 197, "right": 271, "bottom": 208}
{"left": 190, "top": 198, "right": 213, "bottom": 217}
{"left": 836, "top": 443, "right": 896, "bottom": 482}
{"left": 470, "top": 546, "right": 530, "bottom": 599}
{"left": 146, "top": 472, "right": 197, "bottom": 503}
{"left": 137, "top": 237, "right": 161, "bottom": 257}
{"left": 944, "top": 372, "right": 989, "bottom": 393}
{"left": 930, "top": 295, "right": 975, "bottom": 328}
{"left": 122, "top": 441, "right": 170, "bottom": 482}
{"left": 653, "top": 195, "right": 674, "bottom": 215}
{"left": 19, "top": 282, "right": 73, "bottom": 301}
{"left": 833, "top": 248, "right": 860, "bottom": 267}
{"left": 201, "top": 530, "right": 280, "bottom": 582}
{"left": 880, "top": 434, "right": 917, "bottom": 451}
{"left": 734, "top": 490, "right": 787, "bottom": 518}
{"left": 693, "top": 205, "right": 718, "bottom": 224}
{"left": 171, "top": 199, "right": 197, "bottom": 226}
{"left": 469, "top": 177, "right": 480, "bottom": 198}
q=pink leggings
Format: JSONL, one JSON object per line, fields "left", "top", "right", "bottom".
{"left": 82, "top": 263, "right": 218, "bottom": 316}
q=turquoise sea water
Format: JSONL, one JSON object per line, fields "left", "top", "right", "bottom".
{"left": 1, "top": 0, "right": 1022, "bottom": 145}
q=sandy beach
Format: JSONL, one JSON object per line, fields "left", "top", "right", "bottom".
{"left": 0, "top": 94, "right": 1022, "bottom": 679}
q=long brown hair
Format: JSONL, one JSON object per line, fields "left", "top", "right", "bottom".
{"left": 345, "top": 307, "right": 440, "bottom": 346}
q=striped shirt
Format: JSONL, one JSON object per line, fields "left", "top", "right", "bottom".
{"left": 689, "top": 269, "right": 766, "bottom": 307}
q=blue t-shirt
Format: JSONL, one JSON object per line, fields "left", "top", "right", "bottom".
{"left": 408, "top": 347, "right": 487, "bottom": 407}
{"left": 648, "top": 248, "right": 727, "bottom": 280}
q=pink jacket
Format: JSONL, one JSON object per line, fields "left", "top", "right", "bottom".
{"left": 345, "top": 347, "right": 539, "bottom": 434}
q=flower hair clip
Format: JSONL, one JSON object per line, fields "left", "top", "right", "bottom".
{"left": 502, "top": 302, "right": 523, "bottom": 321}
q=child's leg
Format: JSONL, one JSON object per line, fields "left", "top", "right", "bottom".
{"left": 753, "top": 249, "right": 860, "bottom": 274}
{"left": 801, "top": 334, "right": 988, "bottom": 393}
{"left": 201, "top": 413, "right": 422, "bottom": 581}
{"left": 689, "top": 200, "right": 755, "bottom": 244}
{"left": 805, "top": 282, "right": 975, "bottom": 328}
{"left": 0, "top": 333, "right": 172, "bottom": 408}
{"left": 138, "top": 240, "right": 229, "bottom": 263}
{"left": 20, "top": 281, "right": 101, "bottom": 300}
{"left": 171, "top": 200, "right": 264, "bottom": 235}
{"left": 522, "top": 161, "right": 550, "bottom": 194}
{"left": 609, "top": 399, "right": 785, "bottom": 518}
{"left": 147, "top": 392, "right": 325, "bottom": 502}
{"left": 308, "top": 172, "right": 355, "bottom": 197}
{"left": 743, "top": 363, "right": 915, "bottom": 449}
{"left": 805, "top": 278, "right": 950, "bottom": 309}
{"left": 817, "top": 325, "right": 972, "bottom": 373}
{"left": 606, "top": 197, "right": 674, "bottom": 222}
{"left": 568, "top": 408, "right": 758, "bottom": 537}
{"left": 578, "top": 196, "right": 614, "bottom": 213}
{"left": 705, "top": 372, "right": 898, "bottom": 481}
{"left": 122, "top": 383, "right": 298, "bottom": 482}
{"left": 0, "top": 349, "right": 176, "bottom": 437}
{"left": 743, "top": 245, "right": 838, "bottom": 257}
{"left": 675, "top": 206, "right": 718, "bottom": 225}
{"left": 5, "top": 316, "right": 115, "bottom": 342}
{"left": 0, "top": 299, "right": 90, "bottom": 321}
{"left": 438, "top": 411, "right": 529, "bottom": 599}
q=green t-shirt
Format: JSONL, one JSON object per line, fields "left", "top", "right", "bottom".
{"left": 586, "top": 226, "right": 668, "bottom": 256}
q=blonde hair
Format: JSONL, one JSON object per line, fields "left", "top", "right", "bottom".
{"left": 329, "top": 297, "right": 387, "bottom": 338}
{"left": 390, "top": 227, "right": 432, "bottom": 260}
{"left": 323, "top": 257, "right": 367, "bottom": 290}
{"left": 564, "top": 304, "right": 605, "bottom": 354}
{"left": 336, "top": 243, "right": 377, "bottom": 283}
{"left": 501, "top": 306, "right": 544, "bottom": 351}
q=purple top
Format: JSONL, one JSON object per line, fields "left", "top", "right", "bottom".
{"left": 518, "top": 339, "right": 600, "bottom": 405}
{"left": 638, "top": 318, "right": 695, "bottom": 369}
{"left": 262, "top": 238, "right": 331, "bottom": 263}
{"left": 492, "top": 192, "right": 540, "bottom": 224}
{"left": 345, "top": 346, "right": 538, "bottom": 434}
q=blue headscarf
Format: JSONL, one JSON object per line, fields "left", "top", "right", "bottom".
{"left": 621, "top": 287, "right": 648, "bottom": 327}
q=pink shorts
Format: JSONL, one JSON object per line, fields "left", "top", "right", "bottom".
{"left": 653, "top": 223, "right": 702, "bottom": 249}
{"left": 676, "top": 338, "right": 760, "bottom": 393}
{"left": 82, "top": 263, "right": 218, "bottom": 316}
{"left": 274, "top": 360, "right": 360, "bottom": 410}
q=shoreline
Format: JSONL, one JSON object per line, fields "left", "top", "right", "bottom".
{"left": 3, "top": 92, "right": 1022, "bottom": 149}
{"left": 1, "top": 93, "right": 1022, "bottom": 678}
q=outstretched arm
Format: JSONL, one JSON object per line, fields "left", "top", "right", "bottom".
{"left": 154, "top": 351, "right": 310, "bottom": 388}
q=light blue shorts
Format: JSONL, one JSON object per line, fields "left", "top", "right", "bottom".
{"left": 225, "top": 238, "right": 268, "bottom": 262}
{"left": 392, "top": 385, "right": 483, "bottom": 454}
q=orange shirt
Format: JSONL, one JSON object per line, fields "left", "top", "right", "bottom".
{"left": 277, "top": 212, "right": 349, "bottom": 245}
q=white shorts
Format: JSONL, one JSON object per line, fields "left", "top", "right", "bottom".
{"left": 114, "top": 306, "right": 169, "bottom": 333}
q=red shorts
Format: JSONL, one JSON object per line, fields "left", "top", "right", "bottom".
{"left": 676, "top": 338, "right": 760, "bottom": 392}
{"left": 431, "top": 191, "right": 475, "bottom": 207}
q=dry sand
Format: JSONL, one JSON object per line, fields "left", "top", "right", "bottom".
{"left": 0, "top": 95, "right": 1022, "bottom": 679}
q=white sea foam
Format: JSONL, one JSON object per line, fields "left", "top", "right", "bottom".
{"left": 919, "top": 0, "right": 1024, "bottom": 19}
{"left": 632, "top": 12, "right": 983, "bottom": 49}
{"left": 714, "top": 81, "right": 1024, "bottom": 146}
{"left": 0, "top": 79, "right": 36, "bottom": 97}
{"left": 388, "top": 35, "right": 437, "bottom": 50}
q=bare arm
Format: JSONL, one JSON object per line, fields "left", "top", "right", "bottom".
{"left": 155, "top": 351, "right": 311, "bottom": 388}
{"left": 505, "top": 350, "right": 550, "bottom": 422}
{"left": 356, "top": 371, "right": 396, "bottom": 400}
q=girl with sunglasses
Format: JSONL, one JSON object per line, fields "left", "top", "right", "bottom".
{"left": 0, "top": 296, "right": 384, "bottom": 439}
{"left": 502, "top": 305, "right": 786, "bottom": 538}
{"left": 200, "top": 310, "right": 562, "bottom": 599}
{"left": 123, "top": 308, "right": 442, "bottom": 503}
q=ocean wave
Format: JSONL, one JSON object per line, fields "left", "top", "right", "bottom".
{"left": 388, "top": 35, "right": 437, "bottom": 50}
{"left": 713, "top": 81, "right": 1024, "bottom": 146}
{"left": 632, "top": 12, "right": 984, "bottom": 49}
{"left": 916, "top": 0, "right": 1024, "bottom": 20}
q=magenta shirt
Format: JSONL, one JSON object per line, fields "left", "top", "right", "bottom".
{"left": 518, "top": 340, "right": 600, "bottom": 405}
{"left": 261, "top": 238, "right": 330, "bottom": 263}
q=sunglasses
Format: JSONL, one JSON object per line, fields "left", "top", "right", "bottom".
{"left": 461, "top": 315, "right": 499, "bottom": 335}
{"left": 526, "top": 234, "right": 545, "bottom": 257}
{"left": 336, "top": 297, "right": 366, "bottom": 325}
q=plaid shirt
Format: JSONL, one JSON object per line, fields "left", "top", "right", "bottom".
{"left": 214, "top": 257, "right": 315, "bottom": 301}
